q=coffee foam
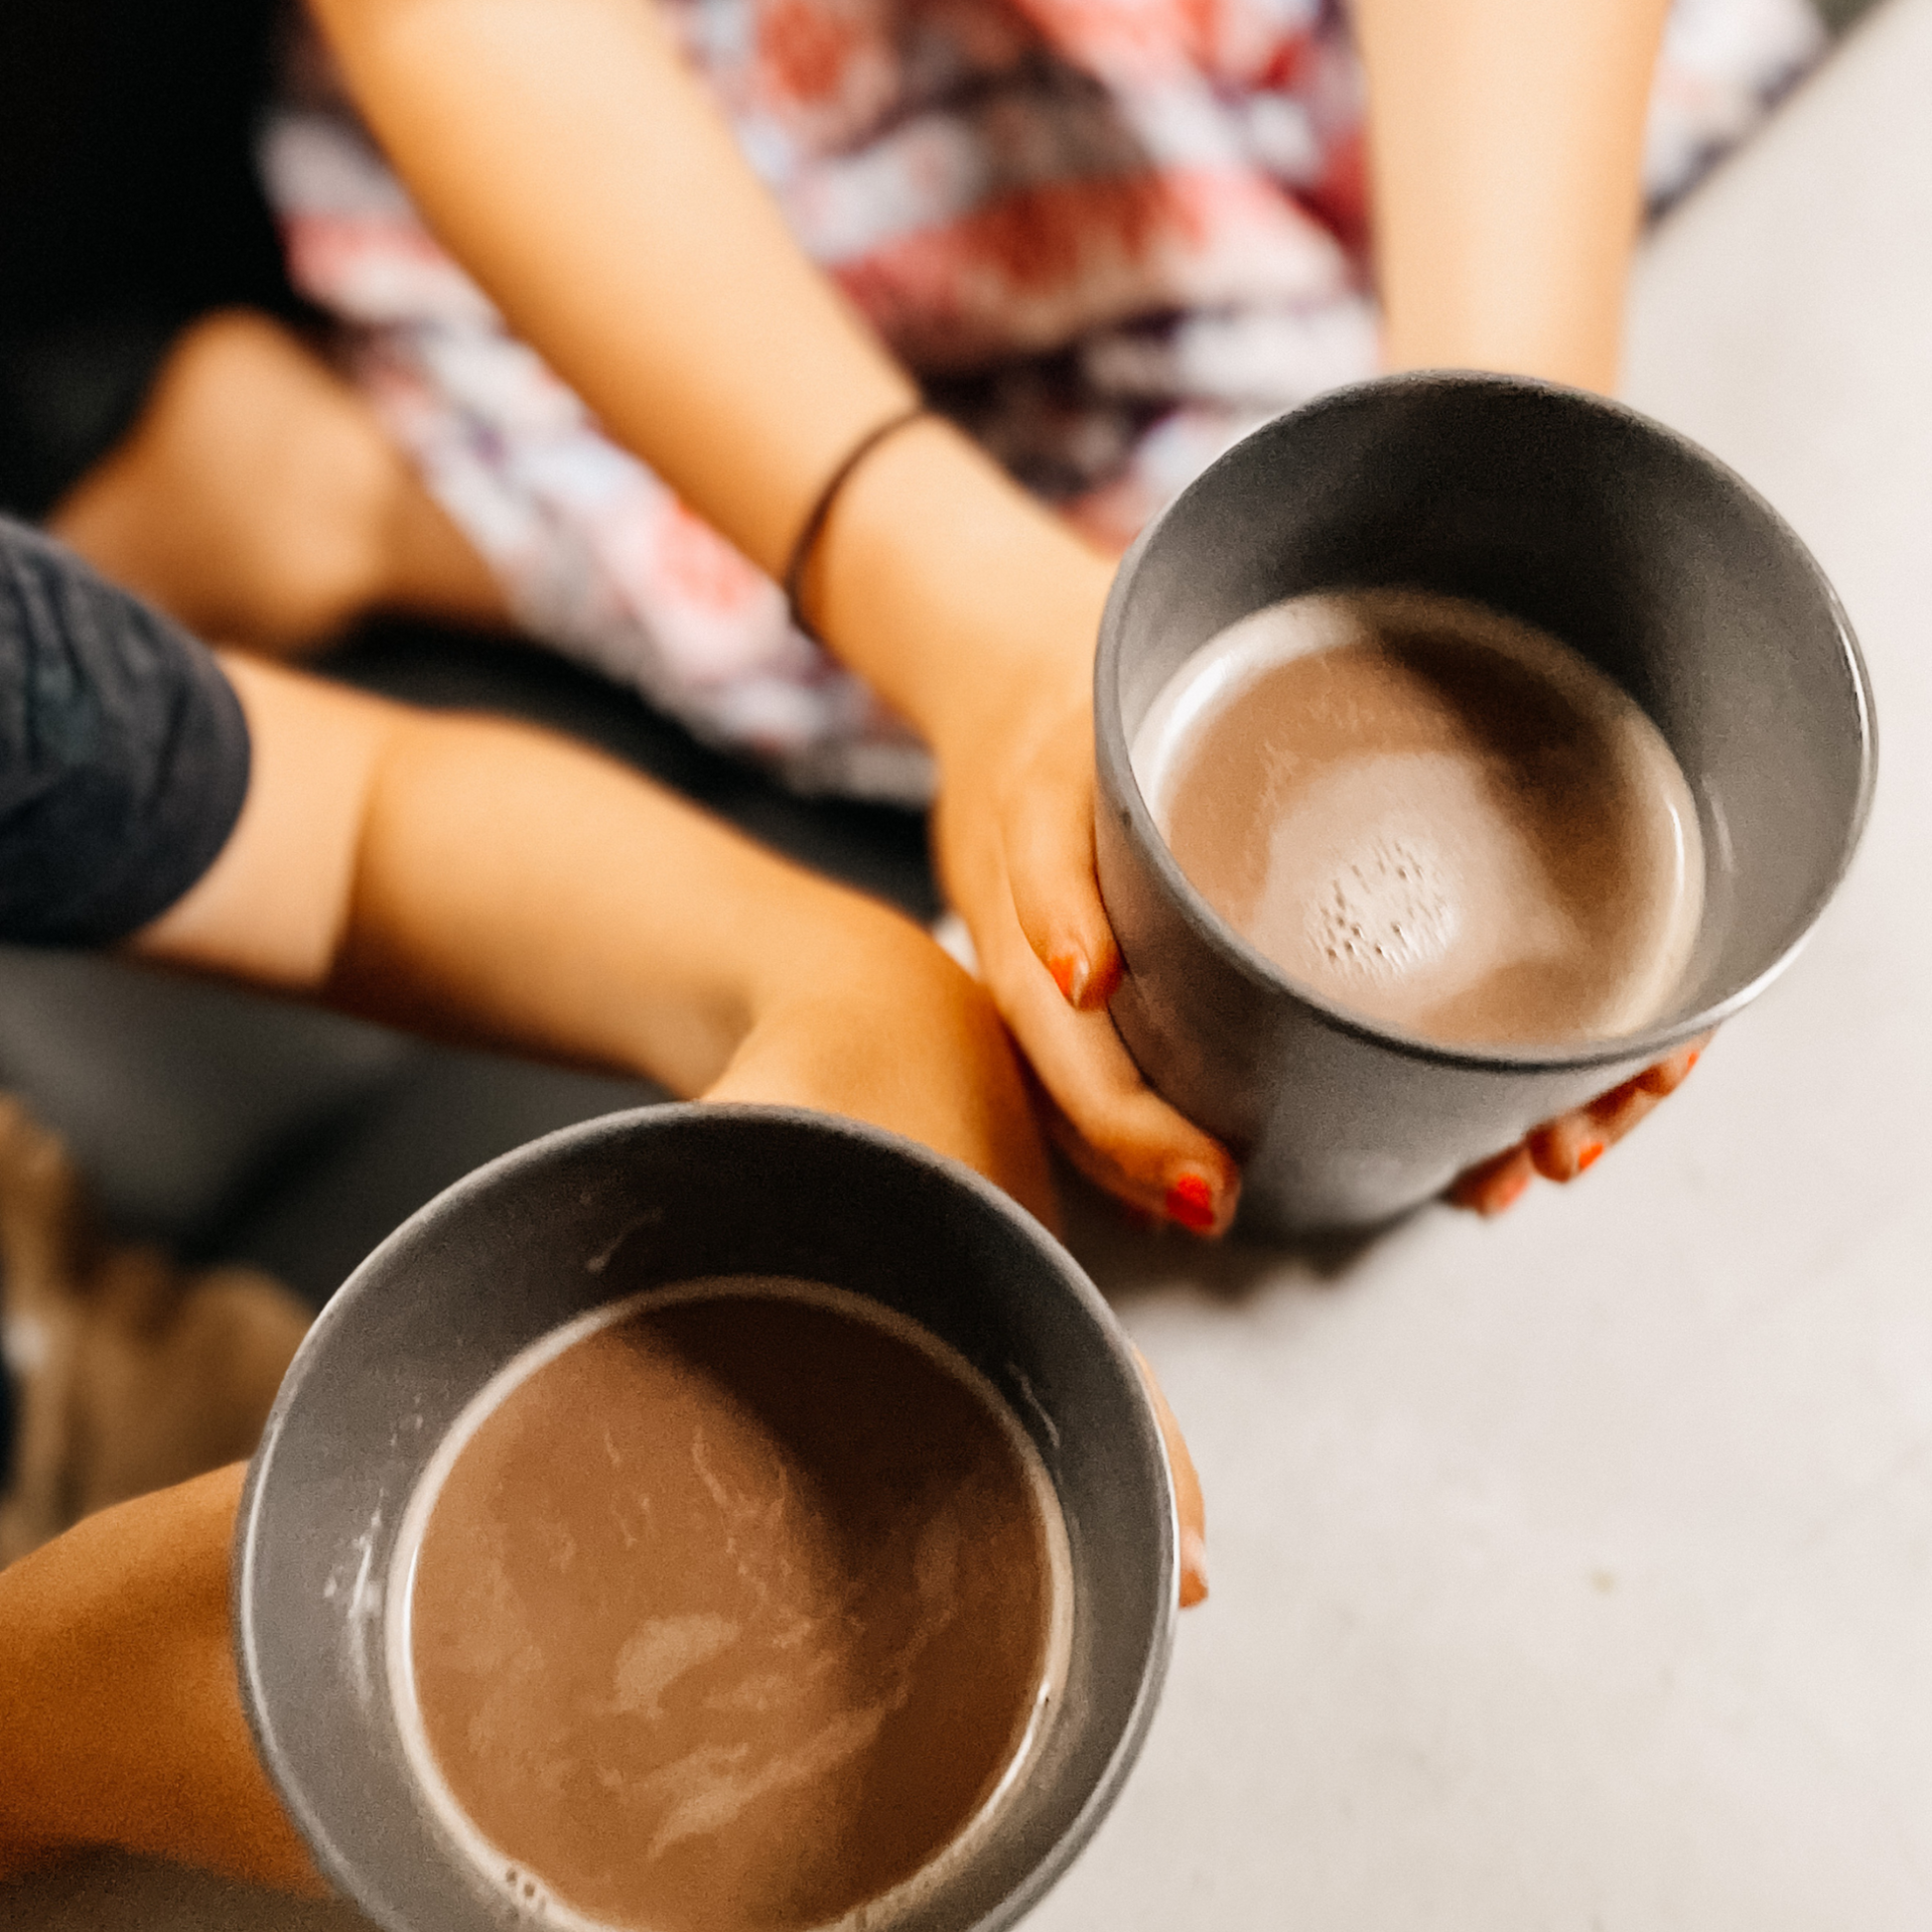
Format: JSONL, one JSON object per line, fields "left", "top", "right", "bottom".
{"left": 1131, "top": 591, "right": 1705, "bottom": 1045}
{"left": 1302, "top": 829, "right": 1458, "bottom": 984}
{"left": 384, "top": 1277, "right": 1074, "bottom": 1932}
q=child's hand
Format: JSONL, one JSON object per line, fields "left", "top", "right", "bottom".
{"left": 703, "top": 905, "right": 1059, "bottom": 1230}
{"left": 1449, "top": 1035, "right": 1711, "bottom": 1215}
{"left": 803, "top": 426, "right": 1243, "bottom": 1241}
{"left": 914, "top": 593, "right": 1703, "bottom": 1242}
{"left": 705, "top": 908, "right": 1208, "bottom": 1608}
{"left": 1134, "top": 1348, "right": 1209, "bottom": 1608}
{"left": 923, "top": 608, "right": 1243, "bottom": 1242}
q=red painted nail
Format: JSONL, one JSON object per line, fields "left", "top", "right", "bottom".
{"left": 1046, "top": 954, "right": 1088, "bottom": 1006}
{"left": 1575, "top": 1140, "right": 1606, "bottom": 1173}
{"left": 1165, "top": 1173, "right": 1218, "bottom": 1233}
{"left": 1179, "top": 1528, "right": 1209, "bottom": 1606}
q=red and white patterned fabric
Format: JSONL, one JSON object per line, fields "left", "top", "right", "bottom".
{"left": 265, "top": 0, "right": 1821, "bottom": 800}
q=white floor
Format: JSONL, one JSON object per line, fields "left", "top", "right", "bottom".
{"left": 1046, "top": 11, "right": 1932, "bottom": 1924}
{"left": 9, "top": 5, "right": 1931, "bottom": 1926}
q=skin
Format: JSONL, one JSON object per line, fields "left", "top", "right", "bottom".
{"left": 53, "top": 0, "right": 1690, "bottom": 1224}
{"left": 140, "top": 655, "right": 1061, "bottom": 1207}
{"left": 0, "top": 647, "right": 1207, "bottom": 1892}
{"left": 1448, "top": 1036, "right": 1710, "bottom": 1215}
{"left": 51, "top": 311, "right": 505, "bottom": 649}
{"left": 291, "top": 0, "right": 1240, "bottom": 1233}
{"left": 1353, "top": 0, "right": 1689, "bottom": 1212}
{"left": 0, "top": 1, "right": 1696, "bottom": 1886}
{"left": 1358, "top": 0, "right": 1676, "bottom": 392}
{"left": 0, "top": 1467, "right": 321, "bottom": 1893}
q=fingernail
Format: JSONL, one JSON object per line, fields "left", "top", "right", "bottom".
{"left": 1046, "top": 954, "right": 1088, "bottom": 1006}
{"left": 1575, "top": 1140, "right": 1605, "bottom": 1173}
{"left": 1179, "top": 1527, "right": 1209, "bottom": 1606}
{"left": 1684, "top": 1047, "right": 1702, "bottom": 1072}
{"left": 1482, "top": 1163, "right": 1533, "bottom": 1215}
{"left": 1165, "top": 1172, "right": 1218, "bottom": 1234}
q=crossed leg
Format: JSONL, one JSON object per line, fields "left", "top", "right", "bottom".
{"left": 48, "top": 309, "right": 507, "bottom": 651}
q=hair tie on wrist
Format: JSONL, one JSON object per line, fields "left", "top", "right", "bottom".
{"left": 782, "top": 403, "right": 929, "bottom": 639}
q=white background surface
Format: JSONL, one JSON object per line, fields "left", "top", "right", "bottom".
{"left": 9, "top": 4, "right": 1929, "bottom": 1925}
{"left": 1048, "top": 9, "right": 1932, "bottom": 1922}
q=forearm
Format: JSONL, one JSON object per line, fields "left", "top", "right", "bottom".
{"left": 308, "top": 0, "right": 910, "bottom": 580}
{"left": 131, "top": 658, "right": 1055, "bottom": 1216}
{"left": 306, "top": 0, "right": 1096, "bottom": 748}
{"left": 1355, "top": 0, "right": 1672, "bottom": 392}
{"left": 0, "top": 1466, "right": 322, "bottom": 1891}
{"left": 328, "top": 706, "right": 900, "bottom": 1093}
{"left": 802, "top": 416, "right": 1115, "bottom": 764}
{"left": 135, "top": 657, "right": 905, "bottom": 1097}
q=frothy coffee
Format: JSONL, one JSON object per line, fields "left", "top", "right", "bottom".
{"left": 389, "top": 1278, "right": 1071, "bottom": 1932}
{"left": 1132, "top": 591, "right": 1705, "bottom": 1044}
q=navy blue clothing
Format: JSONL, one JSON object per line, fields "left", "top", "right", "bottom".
{"left": 0, "top": 519, "right": 250, "bottom": 944}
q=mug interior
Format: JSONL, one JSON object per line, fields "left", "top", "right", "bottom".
{"left": 1100, "top": 374, "right": 1876, "bottom": 1046}
{"left": 234, "top": 1104, "right": 1174, "bottom": 1932}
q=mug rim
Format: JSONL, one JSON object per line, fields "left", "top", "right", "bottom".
{"left": 1093, "top": 368, "right": 1878, "bottom": 1075}
{"left": 233, "top": 1101, "right": 1178, "bottom": 1932}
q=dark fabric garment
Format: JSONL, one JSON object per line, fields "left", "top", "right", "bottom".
{"left": 0, "top": 316, "right": 185, "bottom": 522}
{"left": 0, "top": 0, "right": 299, "bottom": 516}
{"left": 0, "top": 518, "right": 250, "bottom": 944}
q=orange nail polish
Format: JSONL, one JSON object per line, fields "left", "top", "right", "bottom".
{"left": 1685, "top": 1047, "right": 1702, "bottom": 1072}
{"left": 1165, "top": 1173, "right": 1217, "bottom": 1233}
{"left": 1576, "top": 1140, "right": 1605, "bottom": 1173}
{"left": 1047, "top": 954, "right": 1087, "bottom": 1005}
{"left": 1179, "top": 1527, "right": 1209, "bottom": 1606}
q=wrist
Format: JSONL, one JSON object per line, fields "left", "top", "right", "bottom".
{"left": 801, "top": 415, "right": 1113, "bottom": 756}
{"left": 736, "top": 876, "right": 917, "bottom": 1026}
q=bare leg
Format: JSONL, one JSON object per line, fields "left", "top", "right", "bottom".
{"left": 49, "top": 310, "right": 507, "bottom": 651}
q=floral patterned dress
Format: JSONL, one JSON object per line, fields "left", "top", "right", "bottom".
{"left": 266, "top": 0, "right": 1822, "bottom": 799}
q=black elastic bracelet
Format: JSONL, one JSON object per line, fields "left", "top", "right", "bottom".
{"left": 781, "top": 402, "right": 929, "bottom": 638}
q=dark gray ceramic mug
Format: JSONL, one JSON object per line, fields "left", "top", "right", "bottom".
{"left": 1094, "top": 373, "right": 1875, "bottom": 1235}
{"left": 234, "top": 1104, "right": 1175, "bottom": 1932}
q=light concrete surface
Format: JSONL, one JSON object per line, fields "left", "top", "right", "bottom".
{"left": 1036, "top": 8, "right": 1932, "bottom": 1926}
{"left": 7, "top": 4, "right": 1929, "bottom": 1926}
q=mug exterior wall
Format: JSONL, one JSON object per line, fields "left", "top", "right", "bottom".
{"left": 235, "top": 1105, "right": 1175, "bottom": 1932}
{"left": 1094, "top": 374, "right": 1874, "bottom": 1234}
{"left": 1095, "top": 799, "right": 1661, "bottom": 1231}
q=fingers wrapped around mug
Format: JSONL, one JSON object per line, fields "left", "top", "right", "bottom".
{"left": 933, "top": 725, "right": 1240, "bottom": 1240}
{"left": 1449, "top": 1033, "right": 1712, "bottom": 1213}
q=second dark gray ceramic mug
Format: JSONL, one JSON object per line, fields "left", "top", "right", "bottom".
{"left": 234, "top": 1105, "right": 1175, "bottom": 1932}
{"left": 1093, "top": 373, "right": 1875, "bottom": 1235}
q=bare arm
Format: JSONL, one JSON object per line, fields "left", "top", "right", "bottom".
{"left": 304, "top": 0, "right": 1237, "bottom": 1232}
{"left": 1355, "top": 0, "right": 1674, "bottom": 392}
{"left": 307, "top": 0, "right": 977, "bottom": 601}
{"left": 306, "top": 0, "right": 1109, "bottom": 793}
{"left": 299, "top": 0, "right": 1679, "bottom": 1227}
{"left": 0, "top": 1468, "right": 319, "bottom": 1892}
{"left": 0, "top": 653, "right": 1210, "bottom": 1892}
{"left": 134, "top": 655, "right": 1055, "bottom": 1221}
